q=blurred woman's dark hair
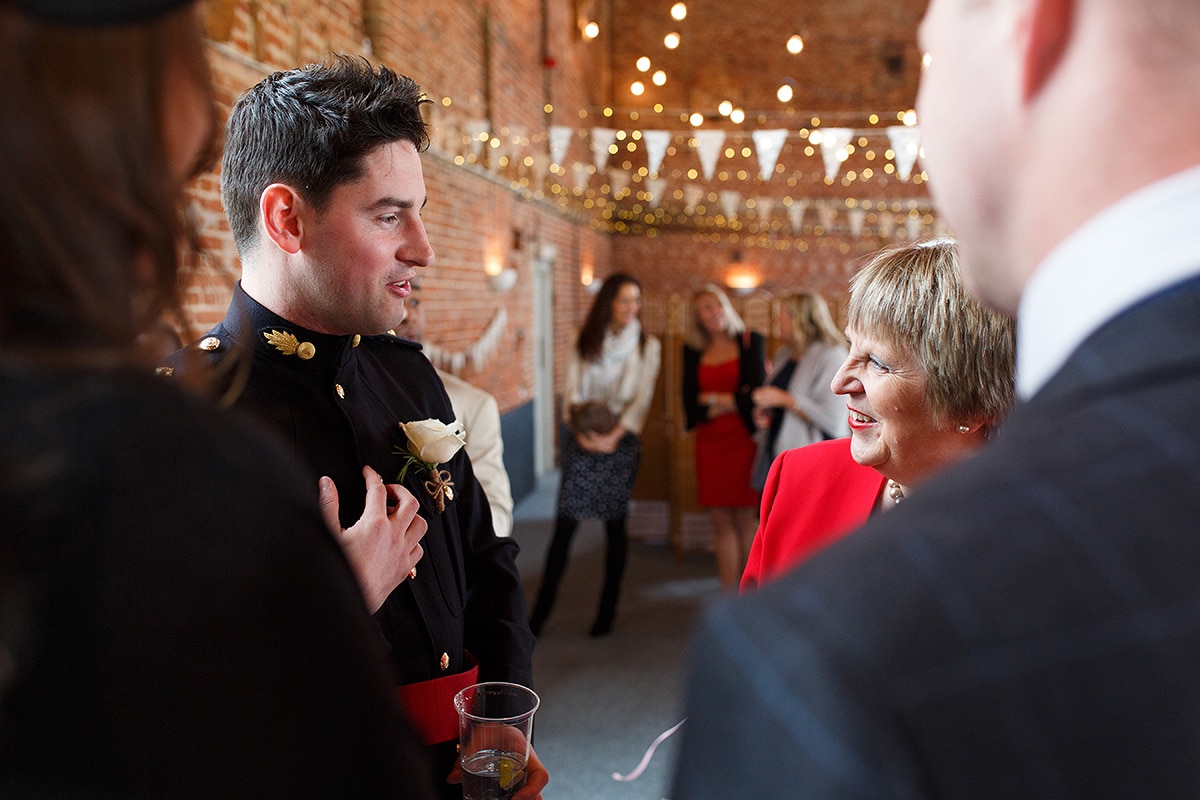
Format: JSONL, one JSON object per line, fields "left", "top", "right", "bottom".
{"left": 0, "top": 4, "right": 215, "bottom": 360}
{"left": 576, "top": 273, "right": 644, "bottom": 362}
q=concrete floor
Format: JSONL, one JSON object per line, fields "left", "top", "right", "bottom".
{"left": 511, "top": 474, "right": 723, "bottom": 800}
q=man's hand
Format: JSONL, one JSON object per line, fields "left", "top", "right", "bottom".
{"left": 319, "top": 466, "right": 426, "bottom": 613}
{"left": 446, "top": 743, "right": 549, "bottom": 800}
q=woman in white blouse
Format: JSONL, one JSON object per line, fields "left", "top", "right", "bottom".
{"left": 529, "top": 274, "right": 662, "bottom": 637}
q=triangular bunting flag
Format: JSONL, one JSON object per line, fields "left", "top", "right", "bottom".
{"left": 530, "top": 153, "right": 549, "bottom": 188}
{"left": 591, "top": 128, "right": 617, "bottom": 172}
{"left": 817, "top": 202, "right": 837, "bottom": 231}
{"left": 817, "top": 128, "right": 854, "bottom": 181}
{"left": 887, "top": 126, "right": 922, "bottom": 181}
{"left": 878, "top": 212, "right": 896, "bottom": 238}
{"left": 787, "top": 199, "right": 809, "bottom": 235}
{"left": 755, "top": 196, "right": 775, "bottom": 221}
{"left": 906, "top": 214, "right": 922, "bottom": 240}
{"left": 751, "top": 129, "right": 788, "bottom": 181}
{"left": 693, "top": 130, "right": 726, "bottom": 181}
{"left": 504, "top": 126, "right": 526, "bottom": 165}
{"left": 549, "top": 125, "right": 574, "bottom": 167}
{"left": 571, "top": 163, "right": 591, "bottom": 193}
{"left": 719, "top": 190, "right": 742, "bottom": 219}
{"left": 645, "top": 177, "right": 668, "bottom": 207}
{"left": 683, "top": 184, "right": 706, "bottom": 212}
{"left": 642, "top": 130, "right": 672, "bottom": 176}
{"left": 849, "top": 207, "right": 866, "bottom": 237}
{"left": 608, "top": 169, "right": 631, "bottom": 196}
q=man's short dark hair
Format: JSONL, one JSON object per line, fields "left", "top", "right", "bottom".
{"left": 221, "top": 54, "right": 430, "bottom": 254}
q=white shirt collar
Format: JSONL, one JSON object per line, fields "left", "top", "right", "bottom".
{"left": 1017, "top": 164, "right": 1200, "bottom": 399}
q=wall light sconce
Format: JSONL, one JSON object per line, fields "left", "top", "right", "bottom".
{"left": 489, "top": 268, "right": 518, "bottom": 293}
{"left": 484, "top": 243, "right": 518, "bottom": 293}
{"left": 727, "top": 279, "right": 759, "bottom": 297}
{"left": 580, "top": 258, "right": 601, "bottom": 294}
{"left": 581, "top": 268, "right": 602, "bottom": 294}
{"left": 726, "top": 252, "right": 760, "bottom": 296}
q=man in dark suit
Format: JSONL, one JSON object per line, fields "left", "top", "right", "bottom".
{"left": 167, "top": 57, "right": 544, "bottom": 800}
{"left": 672, "top": 0, "right": 1200, "bottom": 796}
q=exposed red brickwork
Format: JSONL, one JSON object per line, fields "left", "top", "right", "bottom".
{"left": 181, "top": 0, "right": 930, "bottom": 421}
{"left": 612, "top": 229, "right": 897, "bottom": 299}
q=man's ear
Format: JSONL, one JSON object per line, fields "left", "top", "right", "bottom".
{"left": 260, "top": 183, "right": 305, "bottom": 255}
{"left": 1020, "top": 0, "right": 1073, "bottom": 101}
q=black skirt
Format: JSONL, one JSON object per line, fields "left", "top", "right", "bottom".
{"left": 555, "top": 426, "right": 642, "bottom": 520}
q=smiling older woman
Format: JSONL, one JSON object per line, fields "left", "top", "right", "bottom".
{"left": 740, "top": 238, "right": 1016, "bottom": 591}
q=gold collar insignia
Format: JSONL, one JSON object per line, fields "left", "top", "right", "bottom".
{"left": 263, "top": 329, "right": 316, "bottom": 360}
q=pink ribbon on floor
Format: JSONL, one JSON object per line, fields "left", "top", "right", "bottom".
{"left": 611, "top": 718, "right": 687, "bottom": 782}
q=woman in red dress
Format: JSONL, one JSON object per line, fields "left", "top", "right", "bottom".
{"left": 682, "top": 285, "right": 766, "bottom": 589}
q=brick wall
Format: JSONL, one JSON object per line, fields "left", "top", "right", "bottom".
{"left": 182, "top": 0, "right": 930, "bottom": 418}
{"left": 184, "top": 0, "right": 609, "bottom": 415}
{"left": 614, "top": 229, "right": 897, "bottom": 300}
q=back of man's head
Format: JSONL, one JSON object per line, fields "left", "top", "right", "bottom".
{"left": 220, "top": 54, "right": 429, "bottom": 255}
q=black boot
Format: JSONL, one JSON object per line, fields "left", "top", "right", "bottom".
{"left": 589, "top": 518, "right": 629, "bottom": 637}
{"left": 529, "top": 516, "right": 578, "bottom": 637}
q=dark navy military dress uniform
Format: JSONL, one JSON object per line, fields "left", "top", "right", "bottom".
{"left": 164, "top": 284, "right": 534, "bottom": 788}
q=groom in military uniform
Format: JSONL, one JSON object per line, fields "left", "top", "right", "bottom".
{"left": 167, "top": 56, "right": 543, "bottom": 799}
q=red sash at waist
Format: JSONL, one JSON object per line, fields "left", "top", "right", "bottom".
{"left": 396, "top": 653, "right": 479, "bottom": 745}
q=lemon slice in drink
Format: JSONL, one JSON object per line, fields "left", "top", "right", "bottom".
{"left": 497, "top": 756, "right": 522, "bottom": 791}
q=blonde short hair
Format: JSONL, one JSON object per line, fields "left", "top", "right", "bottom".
{"left": 847, "top": 239, "right": 1016, "bottom": 428}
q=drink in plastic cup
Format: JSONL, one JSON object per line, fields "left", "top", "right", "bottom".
{"left": 453, "top": 682, "right": 540, "bottom": 800}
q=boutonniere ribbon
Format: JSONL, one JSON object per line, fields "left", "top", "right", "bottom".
{"left": 395, "top": 418, "right": 467, "bottom": 512}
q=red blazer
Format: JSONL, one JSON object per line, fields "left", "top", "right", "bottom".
{"left": 740, "top": 438, "right": 884, "bottom": 591}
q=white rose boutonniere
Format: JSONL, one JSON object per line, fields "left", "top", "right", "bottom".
{"left": 395, "top": 418, "right": 467, "bottom": 512}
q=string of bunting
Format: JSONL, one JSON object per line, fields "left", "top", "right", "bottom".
{"left": 563, "top": 124, "right": 922, "bottom": 183}
{"left": 421, "top": 308, "right": 508, "bottom": 374}
{"left": 426, "top": 106, "right": 933, "bottom": 239}
{"left": 436, "top": 113, "right": 922, "bottom": 184}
